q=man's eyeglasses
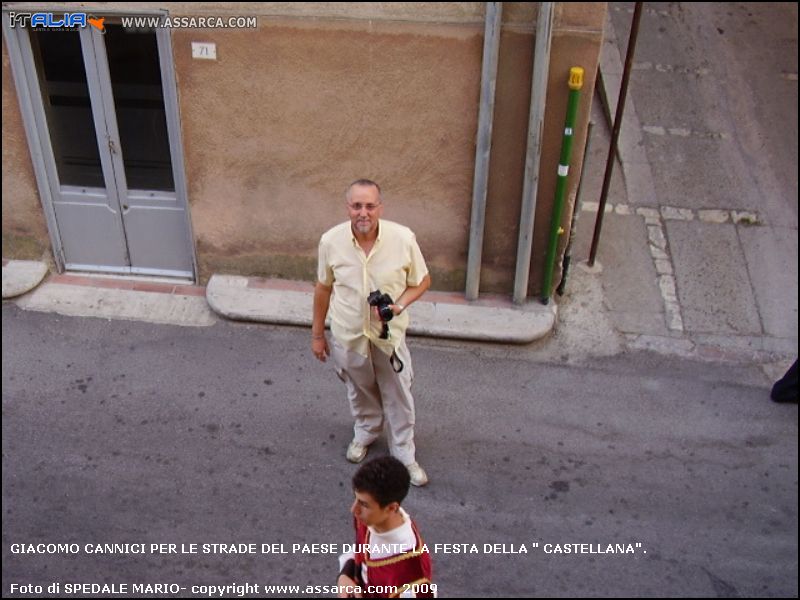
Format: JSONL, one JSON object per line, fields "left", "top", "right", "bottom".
{"left": 348, "top": 203, "right": 381, "bottom": 212}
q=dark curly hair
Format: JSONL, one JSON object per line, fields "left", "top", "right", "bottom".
{"left": 352, "top": 456, "right": 410, "bottom": 508}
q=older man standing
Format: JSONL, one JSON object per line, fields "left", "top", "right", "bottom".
{"left": 312, "top": 179, "right": 431, "bottom": 486}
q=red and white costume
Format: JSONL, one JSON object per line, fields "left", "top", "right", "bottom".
{"left": 340, "top": 508, "right": 433, "bottom": 598}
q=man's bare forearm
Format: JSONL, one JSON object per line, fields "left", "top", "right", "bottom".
{"left": 395, "top": 273, "right": 431, "bottom": 309}
{"left": 313, "top": 282, "right": 333, "bottom": 336}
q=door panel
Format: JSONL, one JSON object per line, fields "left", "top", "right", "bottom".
{"left": 28, "top": 26, "right": 130, "bottom": 269}
{"left": 104, "top": 24, "right": 174, "bottom": 192}
{"left": 52, "top": 188, "right": 129, "bottom": 268}
{"left": 101, "top": 24, "right": 193, "bottom": 275}
{"left": 124, "top": 205, "right": 196, "bottom": 273}
{"left": 29, "top": 28, "right": 104, "bottom": 188}
{"left": 20, "top": 18, "right": 194, "bottom": 279}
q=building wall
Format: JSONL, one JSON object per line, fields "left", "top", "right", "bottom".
{"left": 1, "top": 2, "right": 606, "bottom": 296}
{"left": 2, "top": 37, "right": 49, "bottom": 261}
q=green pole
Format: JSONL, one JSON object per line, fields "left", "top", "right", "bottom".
{"left": 541, "top": 66, "right": 584, "bottom": 304}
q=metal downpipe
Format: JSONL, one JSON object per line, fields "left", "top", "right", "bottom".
{"left": 513, "top": 2, "right": 554, "bottom": 304}
{"left": 465, "top": 2, "right": 503, "bottom": 301}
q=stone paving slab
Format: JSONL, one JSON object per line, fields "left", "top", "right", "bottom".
{"left": 738, "top": 225, "right": 799, "bottom": 340}
{"left": 666, "top": 221, "right": 761, "bottom": 336}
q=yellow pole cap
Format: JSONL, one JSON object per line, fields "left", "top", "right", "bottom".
{"left": 568, "top": 67, "right": 584, "bottom": 90}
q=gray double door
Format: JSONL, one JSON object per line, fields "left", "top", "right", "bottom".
{"left": 20, "top": 20, "right": 195, "bottom": 278}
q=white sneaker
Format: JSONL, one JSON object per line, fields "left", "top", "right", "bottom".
{"left": 406, "top": 462, "right": 429, "bottom": 487}
{"left": 346, "top": 440, "right": 368, "bottom": 463}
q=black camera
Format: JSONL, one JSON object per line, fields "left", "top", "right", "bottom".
{"left": 367, "top": 290, "right": 394, "bottom": 339}
{"left": 367, "top": 290, "right": 395, "bottom": 322}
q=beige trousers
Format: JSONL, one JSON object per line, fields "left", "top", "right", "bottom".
{"left": 330, "top": 336, "right": 417, "bottom": 465}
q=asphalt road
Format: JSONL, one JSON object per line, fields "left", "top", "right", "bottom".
{"left": 2, "top": 305, "right": 797, "bottom": 597}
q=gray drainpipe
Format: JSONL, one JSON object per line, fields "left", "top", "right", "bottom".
{"left": 465, "top": 2, "right": 503, "bottom": 301}
{"left": 513, "top": 2, "right": 554, "bottom": 304}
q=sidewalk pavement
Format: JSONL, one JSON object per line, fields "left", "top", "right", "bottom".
{"left": 1, "top": 263, "right": 556, "bottom": 344}
{"left": 564, "top": 5, "right": 798, "bottom": 373}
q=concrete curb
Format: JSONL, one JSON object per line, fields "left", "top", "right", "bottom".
{"left": 206, "top": 274, "right": 557, "bottom": 344}
{"left": 2, "top": 259, "right": 49, "bottom": 299}
{"left": 206, "top": 275, "right": 315, "bottom": 326}
{"left": 3, "top": 265, "right": 557, "bottom": 343}
{"left": 15, "top": 277, "right": 216, "bottom": 327}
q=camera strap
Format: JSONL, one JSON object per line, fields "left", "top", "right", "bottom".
{"left": 390, "top": 351, "right": 404, "bottom": 374}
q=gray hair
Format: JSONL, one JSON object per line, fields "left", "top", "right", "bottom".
{"left": 346, "top": 179, "right": 382, "bottom": 202}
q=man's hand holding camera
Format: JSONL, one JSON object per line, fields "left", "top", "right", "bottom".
{"left": 368, "top": 290, "right": 403, "bottom": 340}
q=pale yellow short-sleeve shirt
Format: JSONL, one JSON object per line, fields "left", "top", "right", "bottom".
{"left": 318, "top": 220, "right": 429, "bottom": 357}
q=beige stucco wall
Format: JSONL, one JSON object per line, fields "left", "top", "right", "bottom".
{"left": 2, "top": 36, "right": 49, "bottom": 260}
{"left": 174, "top": 17, "right": 484, "bottom": 287}
{"left": 1, "top": 2, "right": 605, "bottom": 296}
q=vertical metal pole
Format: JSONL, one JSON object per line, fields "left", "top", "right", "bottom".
{"left": 588, "top": 1, "right": 643, "bottom": 266}
{"left": 513, "top": 1, "right": 554, "bottom": 304}
{"left": 466, "top": 2, "right": 503, "bottom": 300}
{"left": 541, "top": 67, "right": 584, "bottom": 303}
{"left": 557, "top": 120, "right": 594, "bottom": 296}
